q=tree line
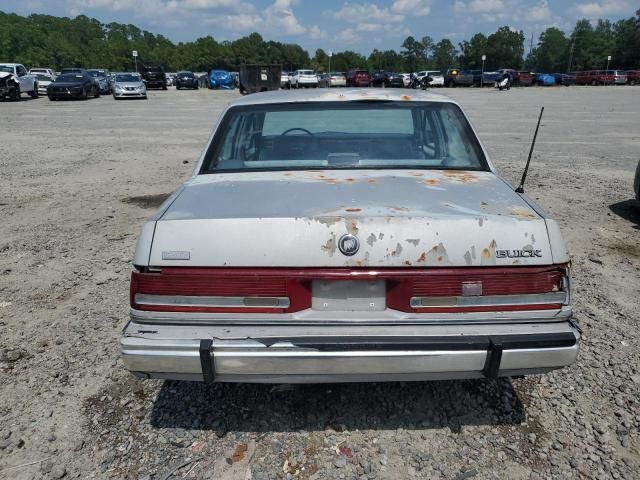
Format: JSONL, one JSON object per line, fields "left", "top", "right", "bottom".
{"left": 0, "top": 10, "right": 638, "bottom": 73}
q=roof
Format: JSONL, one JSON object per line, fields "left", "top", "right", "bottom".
{"left": 229, "top": 88, "right": 454, "bottom": 107}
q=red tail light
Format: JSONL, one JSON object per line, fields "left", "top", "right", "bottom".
{"left": 131, "top": 265, "right": 569, "bottom": 314}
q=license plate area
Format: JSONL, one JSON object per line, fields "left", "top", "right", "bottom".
{"left": 311, "top": 280, "right": 386, "bottom": 311}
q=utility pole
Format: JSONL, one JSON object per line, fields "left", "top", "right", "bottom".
{"left": 529, "top": 32, "right": 534, "bottom": 57}
{"left": 567, "top": 40, "right": 574, "bottom": 73}
{"left": 481, "top": 54, "right": 486, "bottom": 88}
{"left": 605, "top": 55, "right": 611, "bottom": 86}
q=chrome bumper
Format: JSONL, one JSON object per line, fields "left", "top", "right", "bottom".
{"left": 121, "top": 321, "right": 580, "bottom": 383}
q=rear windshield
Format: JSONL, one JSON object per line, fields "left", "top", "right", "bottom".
{"left": 202, "top": 101, "right": 487, "bottom": 173}
{"left": 116, "top": 74, "right": 140, "bottom": 82}
{"left": 57, "top": 74, "right": 85, "bottom": 81}
{"left": 298, "top": 70, "right": 314, "bottom": 75}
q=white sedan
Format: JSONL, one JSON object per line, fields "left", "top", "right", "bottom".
{"left": 418, "top": 70, "right": 445, "bottom": 87}
{"left": 290, "top": 69, "right": 318, "bottom": 88}
{"left": 121, "top": 89, "right": 579, "bottom": 384}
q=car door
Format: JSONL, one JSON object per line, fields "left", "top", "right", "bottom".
{"left": 16, "top": 65, "right": 31, "bottom": 92}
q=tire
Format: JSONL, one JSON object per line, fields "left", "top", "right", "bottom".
{"left": 48, "top": 95, "right": 55, "bottom": 101}
{"left": 11, "top": 85, "right": 20, "bottom": 101}
{"left": 591, "top": 79, "right": 597, "bottom": 86}
{"left": 195, "top": 85, "right": 198, "bottom": 90}
{"left": 113, "top": 95, "right": 118, "bottom": 100}
{"left": 162, "top": 85, "right": 167, "bottom": 90}
{"left": 30, "top": 84, "right": 39, "bottom": 98}
{"left": 94, "top": 88, "right": 100, "bottom": 98}
{"left": 176, "top": 85, "right": 180, "bottom": 90}
{"left": 82, "top": 88, "right": 88, "bottom": 99}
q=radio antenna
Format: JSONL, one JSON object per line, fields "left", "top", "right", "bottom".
{"left": 516, "top": 106, "right": 544, "bottom": 194}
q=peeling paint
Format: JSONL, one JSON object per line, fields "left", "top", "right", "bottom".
{"left": 417, "top": 252, "right": 427, "bottom": 263}
{"left": 406, "top": 238, "right": 420, "bottom": 246}
{"left": 391, "top": 243, "right": 403, "bottom": 257}
{"left": 510, "top": 206, "right": 538, "bottom": 219}
{"left": 321, "top": 235, "right": 337, "bottom": 256}
{"left": 425, "top": 242, "right": 451, "bottom": 265}
{"left": 481, "top": 240, "right": 498, "bottom": 265}
{"left": 367, "top": 233, "right": 377, "bottom": 246}
{"left": 346, "top": 220, "right": 359, "bottom": 235}
{"left": 378, "top": 233, "right": 384, "bottom": 240}
{"left": 471, "top": 246, "right": 477, "bottom": 260}
{"left": 314, "top": 216, "right": 342, "bottom": 227}
{"left": 478, "top": 217, "right": 484, "bottom": 227}
{"left": 464, "top": 251, "right": 472, "bottom": 266}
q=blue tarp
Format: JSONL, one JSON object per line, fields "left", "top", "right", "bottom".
{"left": 209, "top": 70, "right": 235, "bottom": 89}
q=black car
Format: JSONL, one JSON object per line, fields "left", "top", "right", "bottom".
{"left": 60, "top": 67, "right": 85, "bottom": 75}
{"left": 141, "top": 66, "right": 167, "bottom": 90}
{"left": 47, "top": 73, "right": 100, "bottom": 100}
{"left": 371, "top": 70, "right": 388, "bottom": 87}
{"left": 553, "top": 73, "right": 576, "bottom": 86}
{"left": 175, "top": 71, "right": 199, "bottom": 90}
{"left": 86, "top": 69, "right": 112, "bottom": 93}
{"left": 386, "top": 73, "right": 405, "bottom": 88}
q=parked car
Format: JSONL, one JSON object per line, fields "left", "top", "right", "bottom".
{"left": 34, "top": 73, "right": 54, "bottom": 95}
{"left": 208, "top": 70, "right": 235, "bottom": 89}
{"left": 141, "top": 65, "right": 167, "bottom": 90}
{"left": 400, "top": 73, "right": 411, "bottom": 86}
{"left": 481, "top": 71, "right": 501, "bottom": 86}
{"left": 166, "top": 74, "right": 175, "bottom": 87}
{"left": 371, "top": 70, "right": 388, "bottom": 87}
{"left": 29, "top": 67, "right": 56, "bottom": 79}
{"left": 175, "top": 71, "right": 199, "bottom": 90}
{"left": 112, "top": 72, "right": 147, "bottom": 100}
{"left": 553, "top": 73, "right": 576, "bottom": 86}
{"left": 346, "top": 70, "right": 372, "bottom": 87}
{"left": 574, "top": 70, "right": 625, "bottom": 86}
{"left": 534, "top": 73, "right": 556, "bottom": 86}
{"left": 47, "top": 72, "right": 100, "bottom": 100}
{"left": 280, "top": 71, "right": 290, "bottom": 88}
{"left": 319, "top": 72, "right": 347, "bottom": 88}
{"left": 418, "top": 71, "right": 444, "bottom": 88}
{"left": 121, "top": 88, "right": 580, "bottom": 384}
{"left": 385, "top": 73, "right": 405, "bottom": 88}
{"left": 290, "top": 69, "right": 318, "bottom": 88}
{"left": 0, "top": 63, "right": 39, "bottom": 100}
{"left": 514, "top": 71, "right": 534, "bottom": 86}
{"left": 60, "top": 67, "right": 85, "bottom": 75}
{"left": 444, "top": 68, "right": 473, "bottom": 87}
{"left": 625, "top": 70, "right": 640, "bottom": 85}
{"left": 86, "top": 69, "right": 112, "bottom": 93}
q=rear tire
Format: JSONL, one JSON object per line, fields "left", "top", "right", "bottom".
{"left": 94, "top": 88, "right": 100, "bottom": 98}
{"left": 11, "top": 85, "right": 20, "bottom": 101}
{"left": 30, "top": 84, "right": 39, "bottom": 98}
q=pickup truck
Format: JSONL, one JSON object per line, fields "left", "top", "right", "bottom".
{"left": 0, "top": 63, "right": 39, "bottom": 100}
{"left": 443, "top": 68, "right": 474, "bottom": 87}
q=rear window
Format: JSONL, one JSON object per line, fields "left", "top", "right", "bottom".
{"left": 202, "top": 101, "right": 487, "bottom": 173}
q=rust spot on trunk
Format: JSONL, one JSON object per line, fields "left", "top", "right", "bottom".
{"left": 401, "top": 95, "right": 412, "bottom": 101}
{"left": 423, "top": 179, "right": 440, "bottom": 186}
{"left": 411, "top": 172, "right": 424, "bottom": 177}
{"left": 321, "top": 235, "right": 337, "bottom": 256}
{"left": 367, "top": 179, "right": 377, "bottom": 184}
{"left": 391, "top": 243, "right": 403, "bottom": 257}
{"left": 442, "top": 170, "right": 480, "bottom": 184}
{"left": 481, "top": 240, "right": 497, "bottom": 265}
{"left": 345, "top": 208, "right": 362, "bottom": 213}
{"left": 346, "top": 220, "right": 359, "bottom": 235}
{"left": 417, "top": 252, "right": 427, "bottom": 263}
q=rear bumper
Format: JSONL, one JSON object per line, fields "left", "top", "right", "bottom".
{"left": 121, "top": 320, "right": 580, "bottom": 383}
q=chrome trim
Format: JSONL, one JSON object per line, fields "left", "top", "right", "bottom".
{"left": 129, "top": 305, "right": 573, "bottom": 325}
{"left": 135, "top": 294, "right": 290, "bottom": 309}
{"left": 410, "top": 292, "right": 567, "bottom": 308}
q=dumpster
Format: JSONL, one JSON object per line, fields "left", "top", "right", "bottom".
{"left": 239, "top": 64, "right": 282, "bottom": 94}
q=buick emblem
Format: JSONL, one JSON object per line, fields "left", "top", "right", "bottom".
{"left": 338, "top": 234, "right": 360, "bottom": 256}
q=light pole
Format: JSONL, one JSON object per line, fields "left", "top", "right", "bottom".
{"left": 133, "top": 50, "right": 138, "bottom": 72}
{"left": 481, "top": 54, "right": 486, "bottom": 88}
{"left": 605, "top": 55, "right": 611, "bottom": 86}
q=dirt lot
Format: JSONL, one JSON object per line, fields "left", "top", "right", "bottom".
{"left": 0, "top": 86, "right": 639, "bottom": 480}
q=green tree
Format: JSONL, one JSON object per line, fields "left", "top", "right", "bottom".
{"left": 486, "top": 27, "right": 525, "bottom": 69}
{"left": 527, "top": 27, "right": 569, "bottom": 72}
{"left": 430, "top": 39, "right": 457, "bottom": 72}
{"left": 458, "top": 33, "right": 487, "bottom": 69}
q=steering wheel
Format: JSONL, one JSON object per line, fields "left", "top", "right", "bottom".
{"left": 281, "top": 127, "right": 313, "bottom": 136}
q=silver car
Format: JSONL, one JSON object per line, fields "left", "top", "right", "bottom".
{"left": 112, "top": 72, "right": 147, "bottom": 100}
{"left": 121, "top": 89, "right": 579, "bottom": 383}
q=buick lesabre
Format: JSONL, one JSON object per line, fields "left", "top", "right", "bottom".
{"left": 121, "top": 89, "right": 580, "bottom": 383}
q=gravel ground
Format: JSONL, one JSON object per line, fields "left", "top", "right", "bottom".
{"left": 0, "top": 86, "right": 639, "bottom": 480}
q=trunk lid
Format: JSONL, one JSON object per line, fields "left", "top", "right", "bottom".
{"left": 149, "top": 170, "right": 553, "bottom": 267}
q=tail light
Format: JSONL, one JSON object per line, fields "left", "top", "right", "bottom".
{"left": 131, "top": 268, "right": 311, "bottom": 313}
{"left": 131, "top": 265, "right": 569, "bottom": 314}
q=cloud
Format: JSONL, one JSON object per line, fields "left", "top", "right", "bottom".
{"left": 334, "top": 3, "right": 404, "bottom": 24}
{"left": 309, "top": 25, "right": 327, "bottom": 40}
{"left": 391, "top": 0, "right": 431, "bottom": 16}
{"left": 264, "top": 0, "right": 306, "bottom": 35}
{"left": 453, "top": 0, "right": 504, "bottom": 14}
{"left": 574, "top": 1, "right": 630, "bottom": 17}
{"left": 527, "top": 0, "right": 551, "bottom": 21}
